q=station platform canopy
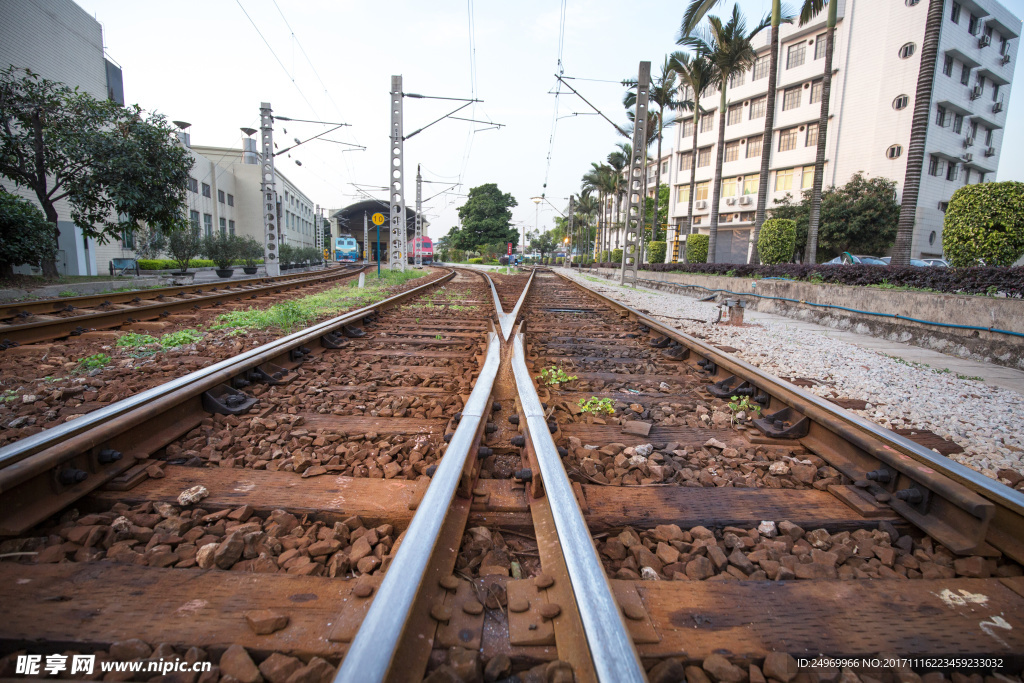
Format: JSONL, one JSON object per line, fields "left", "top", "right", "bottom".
{"left": 331, "top": 200, "right": 422, "bottom": 239}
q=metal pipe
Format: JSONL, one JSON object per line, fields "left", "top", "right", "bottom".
{"left": 333, "top": 331, "right": 502, "bottom": 683}
{"left": 510, "top": 332, "right": 647, "bottom": 683}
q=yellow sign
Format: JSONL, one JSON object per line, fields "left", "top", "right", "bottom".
{"left": 371, "top": 212, "right": 386, "bottom": 226}
{"left": 323, "top": 249, "right": 329, "bottom": 259}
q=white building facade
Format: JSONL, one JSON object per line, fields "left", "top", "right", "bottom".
{"left": 665, "top": 0, "right": 1019, "bottom": 264}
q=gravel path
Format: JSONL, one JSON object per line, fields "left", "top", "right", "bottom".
{"left": 556, "top": 268, "right": 1024, "bottom": 487}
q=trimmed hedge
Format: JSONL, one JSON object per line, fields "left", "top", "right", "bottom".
{"left": 611, "top": 248, "right": 623, "bottom": 264}
{"left": 647, "top": 241, "right": 667, "bottom": 264}
{"left": 686, "top": 235, "right": 709, "bottom": 263}
{"left": 467, "top": 257, "right": 483, "bottom": 264}
{"left": 943, "top": 181, "right": 1024, "bottom": 267}
{"left": 757, "top": 219, "right": 796, "bottom": 265}
{"left": 137, "top": 258, "right": 265, "bottom": 270}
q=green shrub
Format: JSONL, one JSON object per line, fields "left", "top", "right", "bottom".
{"left": 555, "top": 257, "right": 564, "bottom": 265}
{"left": 611, "top": 248, "right": 623, "bottom": 264}
{"left": 943, "top": 181, "right": 1024, "bottom": 267}
{"left": 599, "top": 250, "right": 609, "bottom": 263}
{"left": 137, "top": 258, "right": 262, "bottom": 270}
{"left": 686, "top": 235, "right": 709, "bottom": 263}
{"left": 468, "top": 257, "right": 483, "bottom": 264}
{"left": 647, "top": 241, "right": 667, "bottom": 264}
{"left": 0, "top": 190, "right": 56, "bottom": 277}
{"left": 757, "top": 218, "right": 797, "bottom": 265}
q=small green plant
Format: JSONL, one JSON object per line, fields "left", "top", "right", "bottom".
{"left": 725, "top": 269, "right": 737, "bottom": 278}
{"left": 1, "top": 389, "right": 19, "bottom": 403}
{"left": 116, "top": 332, "right": 158, "bottom": 348}
{"left": 987, "top": 285, "right": 999, "bottom": 297}
{"left": 58, "top": 290, "right": 76, "bottom": 298}
{"left": 159, "top": 329, "right": 203, "bottom": 348}
{"left": 809, "top": 272, "right": 825, "bottom": 284}
{"left": 537, "top": 365, "right": 578, "bottom": 386}
{"left": 727, "top": 395, "right": 762, "bottom": 424}
{"left": 957, "top": 373, "right": 985, "bottom": 381}
{"left": 578, "top": 396, "right": 614, "bottom": 415}
{"left": 78, "top": 353, "right": 111, "bottom": 371}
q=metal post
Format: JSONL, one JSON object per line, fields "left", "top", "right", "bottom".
{"left": 315, "top": 204, "right": 321, "bottom": 263}
{"left": 259, "top": 102, "right": 281, "bottom": 277}
{"left": 414, "top": 164, "right": 423, "bottom": 268}
{"left": 389, "top": 76, "right": 407, "bottom": 272}
{"left": 567, "top": 194, "right": 575, "bottom": 268}
{"left": 376, "top": 220, "right": 381, "bottom": 277}
{"left": 363, "top": 212, "right": 369, "bottom": 262}
{"left": 620, "top": 62, "right": 650, "bottom": 286}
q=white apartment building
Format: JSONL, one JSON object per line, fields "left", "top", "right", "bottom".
{"left": 0, "top": 0, "right": 125, "bottom": 275}
{"left": 665, "top": 0, "right": 1019, "bottom": 264}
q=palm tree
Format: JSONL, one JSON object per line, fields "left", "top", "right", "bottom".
{"left": 606, "top": 147, "right": 630, "bottom": 252}
{"left": 682, "top": 0, "right": 783, "bottom": 265}
{"left": 891, "top": 0, "right": 944, "bottom": 265}
{"left": 680, "top": 5, "right": 768, "bottom": 263}
{"left": 669, "top": 50, "right": 716, "bottom": 262}
{"left": 582, "top": 163, "right": 614, "bottom": 261}
{"left": 577, "top": 191, "right": 600, "bottom": 261}
{"left": 624, "top": 57, "right": 682, "bottom": 242}
{"left": 800, "top": 0, "right": 838, "bottom": 264}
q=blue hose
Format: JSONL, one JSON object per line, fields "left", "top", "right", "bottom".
{"left": 639, "top": 279, "right": 1024, "bottom": 339}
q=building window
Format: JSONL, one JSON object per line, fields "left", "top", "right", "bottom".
{"left": 778, "top": 128, "right": 798, "bottom": 152}
{"left": 893, "top": 94, "right": 909, "bottom": 110}
{"left": 679, "top": 152, "right": 693, "bottom": 171}
{"left": 661, "top": 160, "right": 668, "bottom": 174}
{"left": 218, "top": 189, "right": 225, "bottom": 204}
{"left": 928, "top": 155, "right": 942, "bottom": 176}
{"left": 746, "top": 135, "right": 763, "bottom": 158}
{"left": 985, "top": 127, "right": 993, "bottom": 146}
{"left": 815, "top": 34, "right": 827, "bottom": 60}
{"left": 753, "top": 56, "right": 769, "bottom": 80}
{"left": 943, "top": 55, "right": 954, "bottom": 76}
{"left": 937, "top": 202, "right": 949, "bottom": 213}
{"left": 749, "top": 96, "right": 767, "bottom": 119}
{"left": 886, "top": 144, "right": 903, "bottom": 159}
{"left": 188, "top": 177, "right": 198, "bottom": 193}
{"left": 951, "top": 2, "right": 961, "bottom": 23}
{"left": 978, "top": 172, "right": 985, "bottom": 183}
{"left": 935, "top": 105, "right": 948, "bottom": 126}
{"left": 681, "top": 85, "right": 694, "bottom": 102}
{"left": 946, "top": 161, "right": 958, "bottom": 180}
{"left": 678, "top": 186, "right": 690, "bottom": 203}
{"left": 229, "top": 220, "right": 236, "bottom": 236}
{"left": 697, "top": 147, "right": 712, "bottom": 167}
{"left": 681, "top": 118, "right": 695, "bottom": 138}
{"left": 899, "top": 43, "right": 916, "bottom": 59}
{"left": 968, "top": 14, "right": 978, "bottom": 34}
{"left": 727, "top": 104, "right": 743, "bottom": 125}
{"left": 121, "top": 226, "right": 135, "bottom": 250}
{"left": 189, "top": 210, "right": 200, "bottom": 229}
{"left": 802, "top": 165, "right": 816, "bottom": 190}
{"left": 775, "top": 168, "right": 794, "bottom": 191}
{"left": 810, "top": 80, "right": 823, "bottom": 104}
{"left": 203, "top": 213, "right": 213, "bottom": 236}
{"left": 787, "top": 43, "right": 806, "bottom": 69}
{"left": 806, "top": 123, "right": 819, "bottom": 147}
{"left": 964, "top": 168, "right": 971, "bottom": 184}
{"left": 728, "top": 70, "right": 745, "bottom": 88}
{"left": 724, "top": 140, "right": 740, "bottom": 162}
{"left": 722, "top": 177, "right": 739, "bottom": 197}
{"left": 961, "top": 64, "right": 971, "bottom": 85}
{"left": 227, "top": 194, "right": 234, "bottom": 207}
{"left": 992, "top": 83, "right": 1000, "bottom": 101}
{"left": 700, "top": 113, "right": 715, "bottom": 132}
{"left": 743, "top": 176, "right": 759, "bottom": 194}
{"left": 969, "top": 120, "right": 978, "bottom": 139}
{"left": 202, "top": 182, "right": 211, "bottom": 198}
{"left": 695, "top": 181, "right": 710, "bottom": 201}
{"left": 219, "top": 216, "right": 227, "bottom": 235}
{"left": 782, "top": 87, "right": 802, "bottom": 110}
{"left": 953, "top": 113, "right": 963, "bottom": 134}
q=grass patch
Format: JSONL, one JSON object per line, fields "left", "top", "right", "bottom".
{"left": 159, "top": 329, "right": 203, "bottom": 348}
{"left": 957, "top": 374, "right": 985, "bottom": 381}
{"left": 116, "top": 332, "right": 158, "bottom": 349}
{"left": 78, "top": 353, "right": 111, "bottom": 371}
{"left": 212, "top": 269, "right": 426, "bottom": 333}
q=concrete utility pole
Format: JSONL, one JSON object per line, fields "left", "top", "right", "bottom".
{"left": 315, "top": 204, "right": 321, "bottom": 257}
{"left": 363, "top": 212, "right": 369, "bottom": 262}
{"left": 259, "top": 102, "right": 281, "bottom": 277}
{"left": 620, "top": 62, "right": 650, "bottom": 286}
{"left": 414, "top": 165, "right": 423, "bottom": 268}
{"left": 567, "top": 194, "right": 575, "bottom": 267}
{"left": 389, "top": 75, "right": 407, "bottom": 272}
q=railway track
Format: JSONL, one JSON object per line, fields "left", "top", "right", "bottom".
{"left": 1, "top": 267, "right": 1022, "bottom": 683}
{"left": 0, "top": 264, "right": 366, "bottom": 346}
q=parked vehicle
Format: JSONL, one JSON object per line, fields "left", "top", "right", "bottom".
{"left": 408, "top": 236, "right": 433, "bottom": 265}
{"left": 921, "top": 258, "right": 950, "bottom": 267}
{"left": 879, "top": 257, "right": 932, "bottom": 267}
{"left": 824, "top": 252, "right": 888, "bottom": 265}
{"left": 335, "top": 235, "right": 360, "bottom": 263}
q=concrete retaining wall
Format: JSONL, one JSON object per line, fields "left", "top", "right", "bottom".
{"left": 586, "top": 267, "right": 1024, "bottom": 370}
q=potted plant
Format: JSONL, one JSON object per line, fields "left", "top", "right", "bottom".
{"left": 167, "top": 222, "right": 202, "bottom": 279}
{"left": 203, "top": 232, "right": 241, "bottom": 278}
{"left": 239, "top": 235, "right": 262, "bottom": 275}
{"left": 278, "top": 243, "right": 296, "bottom": 271}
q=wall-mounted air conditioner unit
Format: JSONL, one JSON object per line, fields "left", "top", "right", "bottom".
{"left": 979, "top": 35, "right": 991, "bottom": 47}
{"left": 738, "top": 196, "right": 752, "bottom": 205}
{"left": 993, "top": 100, "right": 1004, "bottom": 113}
{"left": 725, "top": 197, "right": 737, "bottom": 205}
{"left": 970, "top": 85, "right": 983, "bottom": 99}
{"left": 1001, "top": 53, "right": 1011, "bottom": 65}
{"left": 964, "top": 136, "right": 975, "bottom": 146}
{"left": 695, "top": 200, "right": 708, "bottom": 209}
{"left": 985, "top": 146, "right": 996, "bottom": 157}
{"left": 962, "top": 153, "right": 973, "bottom": 162}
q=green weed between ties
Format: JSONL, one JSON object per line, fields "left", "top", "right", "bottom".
{"left": 212, "top": 269, "right": 426, "bottom": 333}
{"left": 78, "top": 353, "right": 111, "bottom": 371}
{"left": 116, "top": 332, "right": 158, "bottom": 349}
{"left": 159, "top": 329, "right": 203, "bottom": 348}
{"left": 578, "top": 396, "right": 615, "bottom": 415}
{"left": 537, "top": 366, "right": 578, "bottom": 386}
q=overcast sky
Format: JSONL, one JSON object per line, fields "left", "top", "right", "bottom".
{"left": 78, "top": 0, "right": 1024, "bottom": 243}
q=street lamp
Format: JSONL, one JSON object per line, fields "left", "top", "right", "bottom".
{"left": 531, "top": 196, "right": 542, "bottom": 264}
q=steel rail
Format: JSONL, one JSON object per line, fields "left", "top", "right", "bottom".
{"left": 333, "top": 329, "right": 501, "bottom": 683}
{"left": 0, "top": 265, "right": 357, "bottom": 320}
{"left": 0, "top": 266, "right": 367, "bottom": 346}
{"left": 556, "top": 271, "right": 1024, "bottom": 560}
{"left": 510, "top": 329, "right": 647, "bottom": 683}
{"left": 479, "top": 268, "right": 537, "bottom": 340}
{"left": 0, "top": 270, "right": 456, "bottom": 475}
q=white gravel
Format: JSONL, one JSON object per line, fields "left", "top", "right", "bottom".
{"left": 557, "top": 268, "right": 1024, "bottom": 484}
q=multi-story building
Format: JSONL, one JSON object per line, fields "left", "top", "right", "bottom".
{"left": 665, "top": 0, "right": 1019, "bottom": 264}
{"left": 0, "top": 0, "right": 124, "bottom": 275}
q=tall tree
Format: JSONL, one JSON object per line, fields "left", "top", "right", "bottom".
{"left": 891, "top": 0, "right": 945, "bottom": 265}
{"left": 801, "top": 0, "right": 838, "bottom": 263}
{"left": 452, "top": 183, "right": 519, "bottom": 250}
{"left": 680, "top": 5, "right": 768, "bottom": 263}
{"left": 607, "top": 145, "right": 630, "bottom": 251}
{"left": 669, "top": 51, "right": 716, "bottom": 263}
{"left": 0, "top": 67, "right": 194, "bottom": 277}
{"left": 576, "top": 191, "right": 600, "bottom": 260}
{"left": 681, "top": 0, "right": 783, "bottom": 265}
